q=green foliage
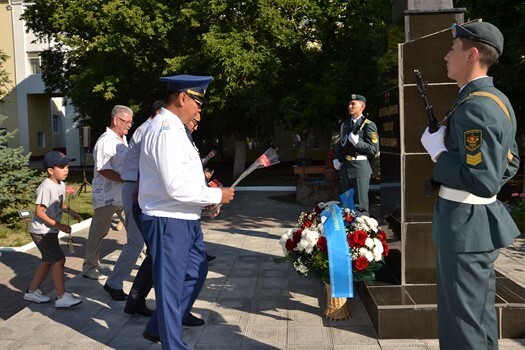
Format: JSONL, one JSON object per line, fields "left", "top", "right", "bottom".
{"left": 0, "top": 50, "right": 11, "bottom": 101}
{"left": 0, "top": 115, "right": 43, "bottom": 221}
{"left": 511, "top": 199, "right": 525, "bottom": 233}
{"left": 21, "top": 0, "right": 391, "bottom": 141}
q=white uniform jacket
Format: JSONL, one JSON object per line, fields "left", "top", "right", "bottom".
{"left": 138, "top": 108, "right": 222, "bottom": 219}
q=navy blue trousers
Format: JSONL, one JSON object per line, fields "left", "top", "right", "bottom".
{"left": 141, "top": 214, "right": 208, "bottom": 350}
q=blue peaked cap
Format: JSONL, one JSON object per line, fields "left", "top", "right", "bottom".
{"left": 160, "top": 74, "right": 213, "bottom": 104}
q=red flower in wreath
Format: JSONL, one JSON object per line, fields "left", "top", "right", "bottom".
{"left": 317, "top": 236, "right": 328, "bottom": 254}
{"left": 354, "top": 256, "right": 369, "bottom": 271}
{"left": 377, "top": 230, "right": 387, "bottom": 242}
{"left": 285, "top": 239, "right": 296, "bottom": 251}
{"left": 382, "top": 241, "right": 389, "bottom": 257}
{"left": 292, "top": 229, "right": 302, "bottom": 244}
{"left": 347, "top": 229, "right": 368, "bottom": 248}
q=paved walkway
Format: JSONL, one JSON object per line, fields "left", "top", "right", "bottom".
{"left": 0, "top": 191, "right": 524, "bottom": 349}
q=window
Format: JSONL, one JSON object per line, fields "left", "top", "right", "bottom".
{"left": 28, "top": 52, "right": 41, "bottom": 74}
{"left": 52, "top": 114, "right": 60, "bottom": 134}
{"left": 37, "top": 132, "right": 46, "bottom": 148}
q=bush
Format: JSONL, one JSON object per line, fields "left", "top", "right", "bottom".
{"left": 0, "top": 115, "right": 43, "bottom": 223}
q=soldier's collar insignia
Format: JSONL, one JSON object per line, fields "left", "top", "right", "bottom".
{"left": 464, "top": 129, "right": 482, "bottom": 152}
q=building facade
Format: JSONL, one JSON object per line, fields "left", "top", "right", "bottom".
{"left": 0, "top": 0, "right": 81, "bottom": 166}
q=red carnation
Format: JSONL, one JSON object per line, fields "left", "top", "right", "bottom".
{"left": 292, "top": 230, "right": 302, "bottom": 244}
{"left": 377, "top": 230, "right": 387, "bottom": 243}
{"left": 317, "top": 236, "right": 328, "bottom": 254}
{"left": 354, "top": 256, "right": 369, "bottom": 271}
{"left": 382, "top": 241, "right": 389, "bottom": 257}
{"left": 285, "top": 239, "right": 296, "bottom": 251}
{"left": 344, "top": 214, "right": 354, "bottom": 223}
{"left": 347, "top": 229, "right": 368, "bottom": 248}
{"left": 303, "top": 221, "right": 312, "bottom": 228}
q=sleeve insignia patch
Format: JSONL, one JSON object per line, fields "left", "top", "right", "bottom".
{"left": 466, "top": 152, "right": 482, "bottom": 166}
{"left": 464, "top": 129, "right": 482, "bottom": 152}
{"left": 161, "top": 119, "right": 170, "bottom": 130}
{"left": 371, "top": 132, "right": 379, "bottom": 143}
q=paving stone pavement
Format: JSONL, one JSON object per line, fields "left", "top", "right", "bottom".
{"left": 0, "top": 190, "right": 524, "bottom": 349}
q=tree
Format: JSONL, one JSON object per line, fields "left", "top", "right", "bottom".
{"left": 453, "top": 0, "right": 525, "bottom": 129}
{"left": 0, "top": 52, "right": 41, "bottom": 222}
{"left": 22, "top": 0, "right": 391, "bottom": 168}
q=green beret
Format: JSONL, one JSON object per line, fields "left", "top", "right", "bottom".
{"left": 452, "top": 21, "right": 503, "bottom": 56}
{"left": 349, "top": 94, "right": 366, "bottom": 103}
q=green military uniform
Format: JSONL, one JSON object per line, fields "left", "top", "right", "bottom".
{"left": 335, "top": 115, "right": 379, "bottom": 212}
{"left": 432, "top": 75, "right": 520, "bottom": 349}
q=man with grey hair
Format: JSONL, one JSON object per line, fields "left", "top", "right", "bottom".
{"left": 82, "top": 105, "right": 132, "bottom": 292}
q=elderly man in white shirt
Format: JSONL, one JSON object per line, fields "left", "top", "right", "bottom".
{"left": 82, "top": 105, "right": 131, "bottom": 284}
{"left": 139, "top": 75, "right": 234, "bottom": 349}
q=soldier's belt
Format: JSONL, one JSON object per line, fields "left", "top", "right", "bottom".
{"left": 345, "top": 155, "right": 367, "bottom": 161}
{"left": 439, "top": 186, "right": 496, "bottom": 205}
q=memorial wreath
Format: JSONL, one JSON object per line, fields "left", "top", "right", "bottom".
{"left": 277, "top": 203, "right": 389, "bottom": 283}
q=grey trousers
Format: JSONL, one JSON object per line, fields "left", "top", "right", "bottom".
{"left": 106, "top": 182, "right": 145, "bottom": 290}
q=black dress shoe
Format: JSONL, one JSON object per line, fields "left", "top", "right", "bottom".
{"left": 183, "top": 312, "right": 205, "bottom": 327}
{"left": 206, "top": 253, "right": 216, "bottom": 262}
{"left": 143, "top": 330, "right": 160, "bottom": 344}
{"left": 103, "top": 283, "right": 128, "bottom": 301}
{"left": 124, "top": 302, "right": 153, "bottom": 317}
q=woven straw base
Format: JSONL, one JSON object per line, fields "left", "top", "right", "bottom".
{"left": 323, "top": 282, "right": 352, "bottom": 320}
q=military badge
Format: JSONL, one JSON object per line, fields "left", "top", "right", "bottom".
{"left": 466, "top": 152, "right": 482, "bottom": 166}
{"left": 464, "top": 129, "right": 482, "bottom": 152}
{"left": 371, "top": 132, "right": 379, "bottom": 144}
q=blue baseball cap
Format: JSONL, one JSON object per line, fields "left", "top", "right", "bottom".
{"left": 43, "top": 151, "right": 75, "bottom": 169}
{"left": 159, "top": 74, "right": 213, "bottom": 104}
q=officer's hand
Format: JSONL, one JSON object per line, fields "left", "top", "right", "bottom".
{"left": 349, "top": 133, "right": 359, "bottom": 146}
{"left": 420, "top": 126, "right": 447, "bottom": 162}
{"left": 332, "top": 159, "right": 341, "bottom": 170}
{"left": 220, "top": 187, "right": 235, "bottom": 204}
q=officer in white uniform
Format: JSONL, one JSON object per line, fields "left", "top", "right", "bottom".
{"left": 139, "top": 75, "right": 235, "bottom": 349}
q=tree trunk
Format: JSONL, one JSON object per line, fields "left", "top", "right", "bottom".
{"left": 233, "top": 140, "right": 247, "bottom": 180}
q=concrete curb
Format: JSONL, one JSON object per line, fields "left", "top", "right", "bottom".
{"left": 0, "top": 218, "right": 92, "bottom": 253}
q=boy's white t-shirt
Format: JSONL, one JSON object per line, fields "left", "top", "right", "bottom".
{"left": 30, "top": 178, "right": 65, "bottom": 235}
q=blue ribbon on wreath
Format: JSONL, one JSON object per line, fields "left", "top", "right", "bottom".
{"left": 321, "top": 203, "right": 353, "bottom": 298}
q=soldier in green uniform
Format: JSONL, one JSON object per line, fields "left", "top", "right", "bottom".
{"left": 333, "top": 94, "right": 379, "bottom": 212}
{"left": 420, "top": 21, "right": 520, "bottom": 350}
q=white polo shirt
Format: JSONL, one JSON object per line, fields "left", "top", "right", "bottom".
{"left": 91, "top": 127, "right": 128, "bottom": 209}
{"left": 139, "top": 108, "right": 221, "bottom": 219}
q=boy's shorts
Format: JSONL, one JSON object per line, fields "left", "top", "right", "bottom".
{"left": 30, "top": 232, "right": 65, "bottom": 263}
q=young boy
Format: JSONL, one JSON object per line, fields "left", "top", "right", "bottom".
{"left": 24, "top": 151, "right": 83, "bottom": 308}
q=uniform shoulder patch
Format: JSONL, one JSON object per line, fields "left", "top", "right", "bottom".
{"left": 466, "top": 152, "right": 482, "bottom": 166}
{"left": 370, "top": 132, "right": 379, "bottom": 144}
{"left": 464, "top": 129, "right": 482, "bottom": 152}
{"left": 161, "top": 119, "right": 171, "bottom": 131}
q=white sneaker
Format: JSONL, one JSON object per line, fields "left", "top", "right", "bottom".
{"left": 82, "top": 270, "right": 107, "bottom": 280}
{"left": 55, "top": 292, "right": 82, "bottom": 308}
{"left": 23, "top": 289, "right": 51, "bottom": 303}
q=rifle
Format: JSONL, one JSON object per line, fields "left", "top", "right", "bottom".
{"left": 413, "top": 69, "right": 439, "bottom": 133}
{"left": 413, "top": 69, "right": 440, "bottom": 196}
{"left": 353, "top": 115, "right": 368, "bottom": 135}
